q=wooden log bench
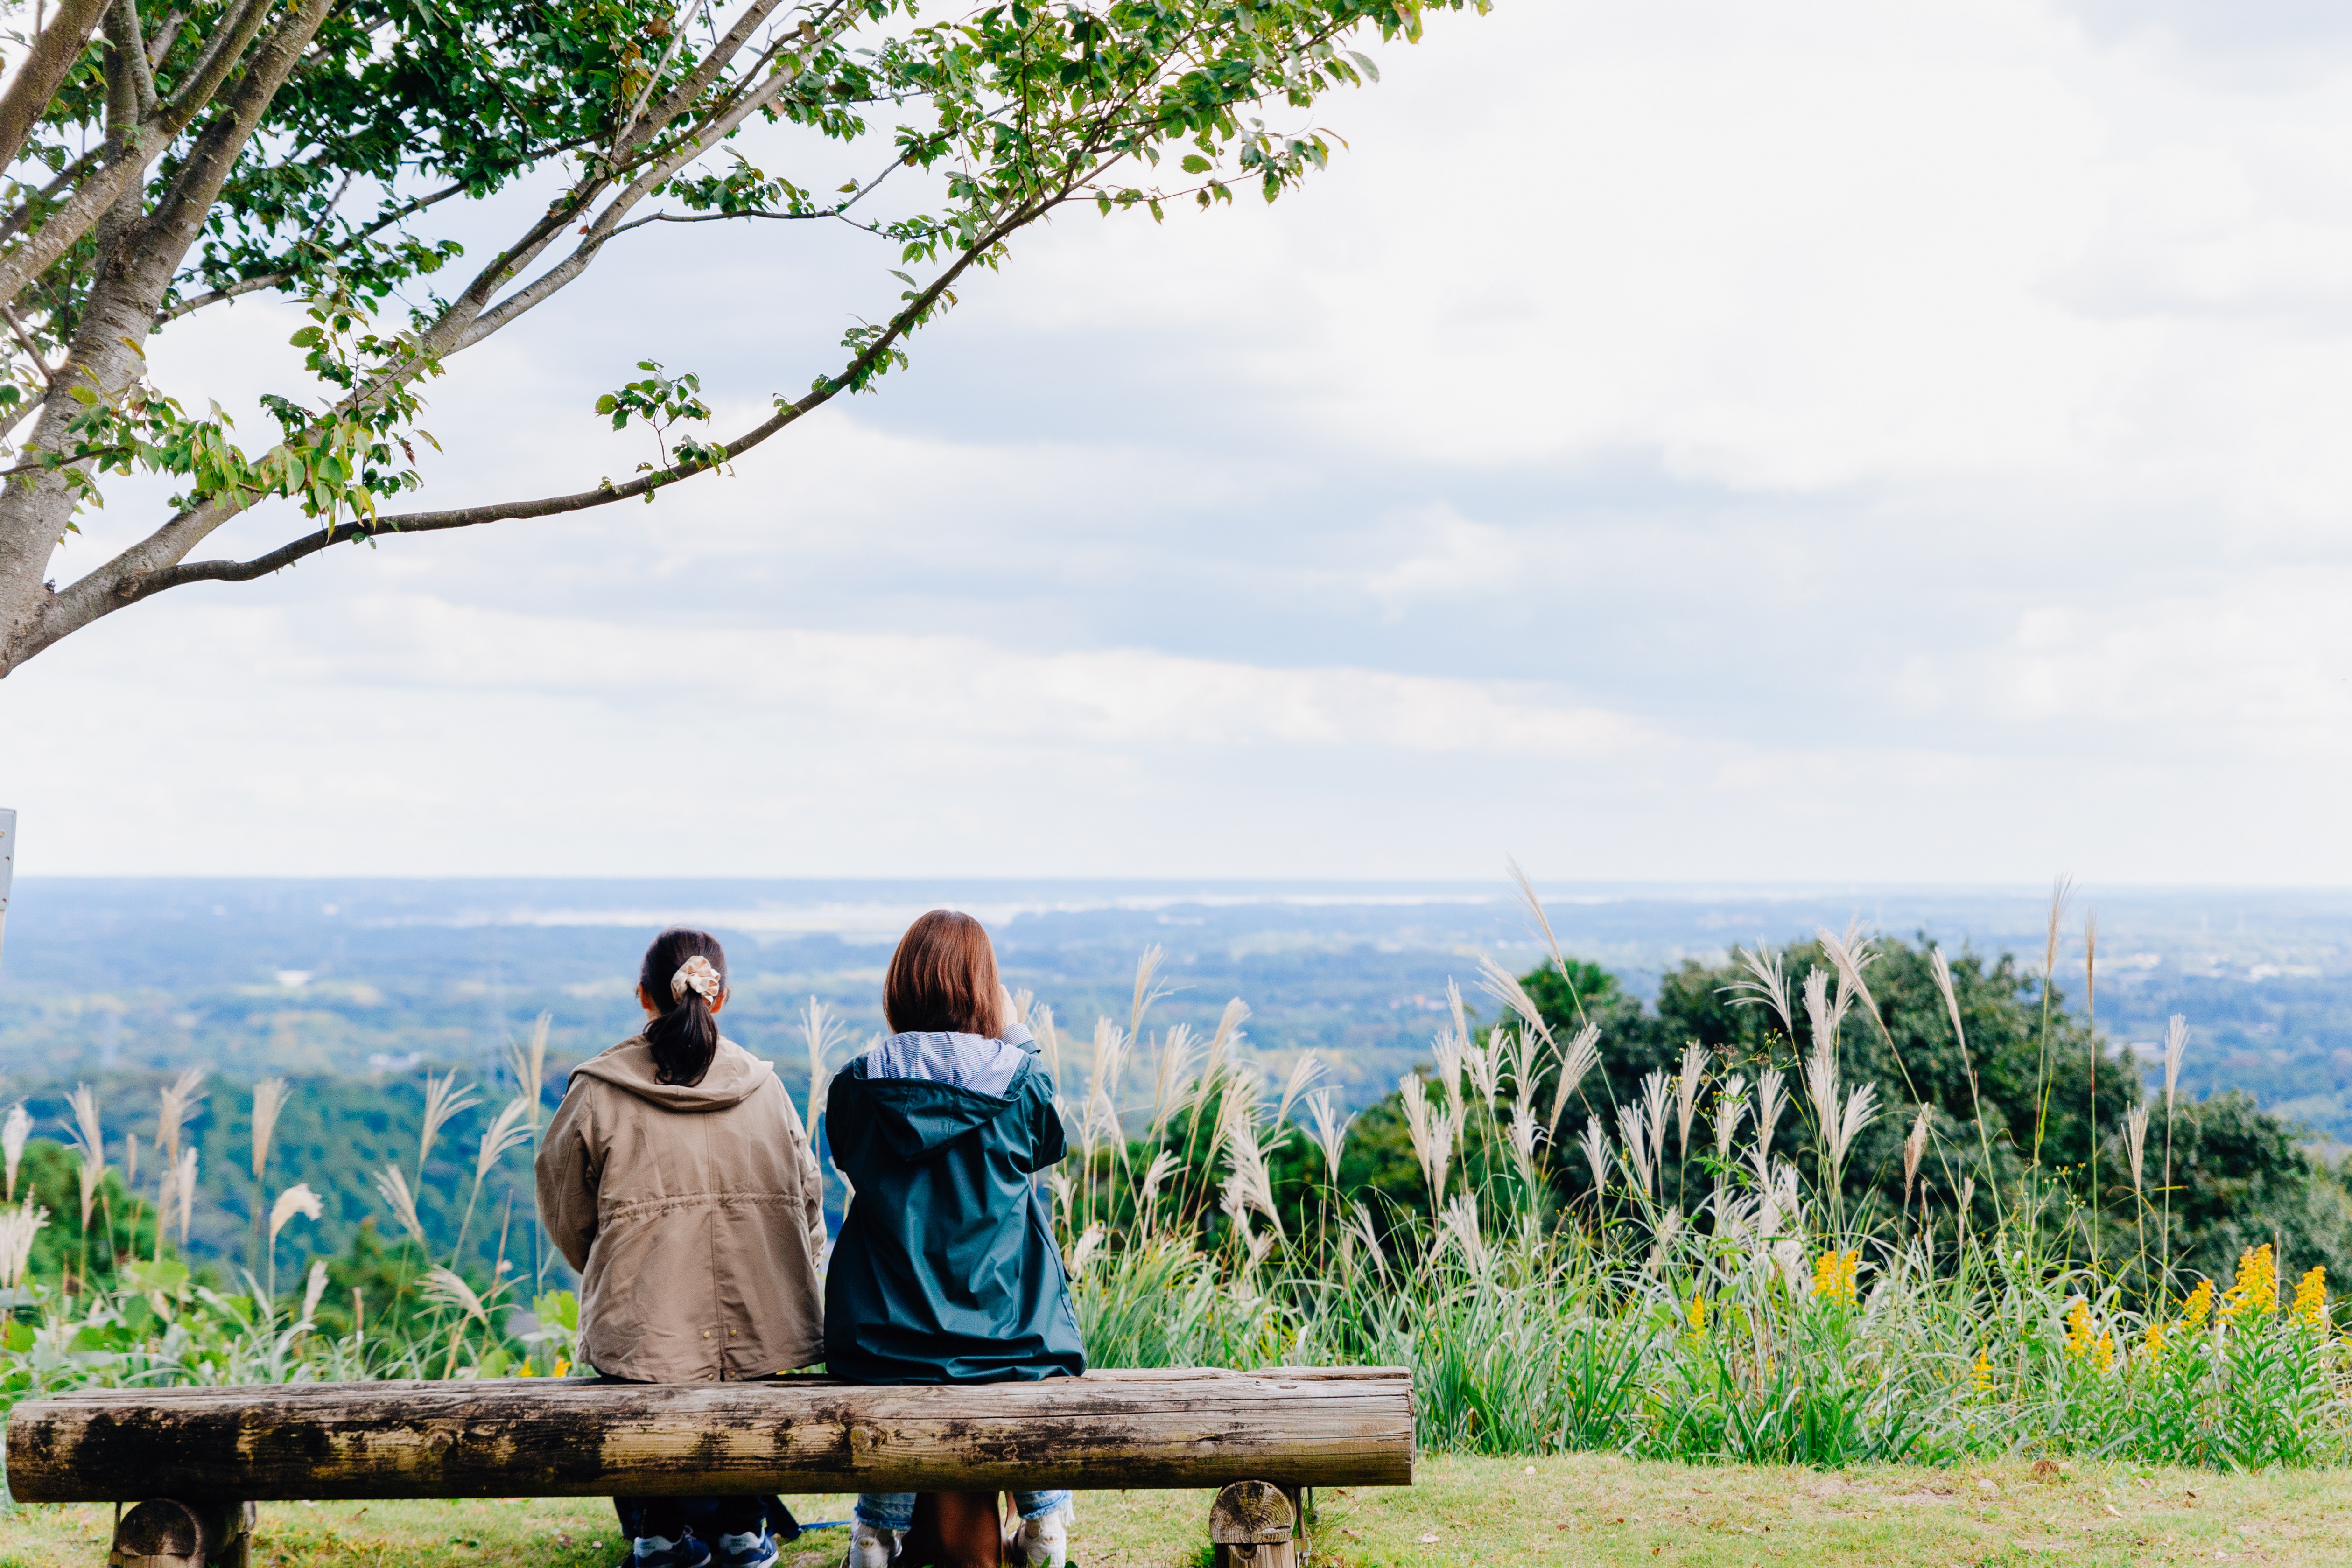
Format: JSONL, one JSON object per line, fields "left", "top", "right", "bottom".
{"left": 5, "top": 1366, "right": 1411, "bottom": 1568}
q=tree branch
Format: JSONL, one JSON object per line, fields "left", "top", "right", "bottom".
{"left": 38, "top": 191, "right": 1045, "bottom": 649}
{"left": 107, "top": 0, "right": 160, "bottom": 119}
{"left": 454, "top": 56, "right": 810, "bottom": 352}
{"left": 144, "top": 0, "right": 339, "bottom": 247}
{"left": 154, "top": 269, "right": 288, "bottom": 320}
{"left": 603, "top": 134, "right": 930, "bottom": 241}
{"left": 146, "top": 7, "right": 186, "bottom": 64}
{"left": 0, "top": 0, "right": 281, "bottom": 308}
{"left": 11, "top": 7, "right": 814, "bottom": 605}
{"left": 0, "top": 144, "right": 109, "bottom": 252}
{"left": 627, "top": 0, "right": 812, "bottom": 156}
{"left": 605, "top": 207, "right": 826, "bottom": 236}
{"left": 161, "top": 0, "right": 279, "bottom": 125}
{"left": 0, "top": 300, "right": 58, "bottom": 384}
{"left": 0, "top": 0, "right": 112, "bottom": 175}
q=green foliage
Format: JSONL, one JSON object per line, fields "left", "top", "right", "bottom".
{"left": 11, "top": 0, "right": 1490, "bottom": 576}
{"left": 596, "top": 362, "right": 723, "bottom": 476}
{"left": 9, "top": 1140, "right": 158, "bottom": 1291}
{"left": 6, "top": 1068, "right": 550, "bottom": 1299}
{"left": 1042, "top": 933, "right": 2352, "bottom": 1468}
{"left": 31, "top": 0, "right": 680, "bottom": 343}
{"left": 1313, "top": 937, "right": 2352, "bottom": 1305}
{"left": 0, "top": 1110, "right": 561, "bottom": 1425}
{"left": 36, "top": 284, "right": 442, "bottom": 530}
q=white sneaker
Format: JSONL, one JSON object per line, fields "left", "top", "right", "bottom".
{"left": 1004, "top": 1502, "right": 1072, "bottom": 1568}
{"left": 843, "top": 1520, "right": 901, "bottom": 1568}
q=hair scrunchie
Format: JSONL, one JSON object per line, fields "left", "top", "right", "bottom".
{"left": 671, "top": 954, "right": 723, "bottom": 1005}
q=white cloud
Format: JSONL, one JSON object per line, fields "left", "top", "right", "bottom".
{"left": 91, "top": 594, "right": 1657, "bottom": 757}
{"left": 1897, "top": 570, "right": 2352, "bottom": 756}
{"left": 1362, "top": 509, "right": 1530, "bottom": 608}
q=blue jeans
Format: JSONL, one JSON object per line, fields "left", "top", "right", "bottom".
{"left": 854, "top": 1492, "right": 1069, "bottom": 1531}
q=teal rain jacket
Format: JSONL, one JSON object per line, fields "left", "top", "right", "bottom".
{"left": 822, "top": 1021, "right": 1087, "bottom": 1384}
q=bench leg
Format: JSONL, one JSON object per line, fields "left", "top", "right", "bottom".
{"left": 108, "top": 1499, "right": 255, "bottom": 1568}
{"left": 209, "top": 1504, "right": 256, "bottom": 1568}
{"left": 1210, "top": 1481, "right": 1303, "bottom": 1568}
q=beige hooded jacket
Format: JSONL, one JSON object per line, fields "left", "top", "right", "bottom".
{"left": 536, "top": 1036, "right": 827, "bottom": 1382}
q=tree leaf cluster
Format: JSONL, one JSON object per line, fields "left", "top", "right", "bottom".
{"left": 0, "top": 0, "right": 1486, "bottom": 672}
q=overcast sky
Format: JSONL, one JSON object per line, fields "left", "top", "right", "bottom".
{"left": 5, "top": 0, "right": 2351, "bottom": 883}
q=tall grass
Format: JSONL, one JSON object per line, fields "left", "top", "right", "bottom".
{"left": 0, "top": 1018, "right": 577, "bottom": 1431}
{"left": 1041, "top": 882, "right": 2352, "bottom": 1470}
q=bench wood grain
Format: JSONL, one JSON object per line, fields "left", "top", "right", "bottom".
{"left": 4, "top": 1367, "right": 1413, "bottom": 1502}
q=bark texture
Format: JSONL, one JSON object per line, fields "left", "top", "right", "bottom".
{"left": 3, "top": 1367, "right": 1414, "bottom": 1502}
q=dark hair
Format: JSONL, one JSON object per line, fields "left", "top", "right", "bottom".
{"left": 884, "top": 910, "right": 1004, "bottom": 1036}
{"left": 639, "top": 926, "right": 728, "bottom": 1086}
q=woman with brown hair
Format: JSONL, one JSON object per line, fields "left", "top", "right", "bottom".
{"left": 537, "top": 926, "right": 828, "bottom": 1568}
{"left": 824, "top": 910, "right": 1083, "bottom": 1568}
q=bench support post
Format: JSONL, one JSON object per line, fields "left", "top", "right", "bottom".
{"left": 1210, "top": 1480, "right": 1305, "bottom": 1568}
{"left": 107, "top": 1499, "right": 254, "bottom": 1568}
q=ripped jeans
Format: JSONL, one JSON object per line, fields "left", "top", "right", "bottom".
{"left": 854, "top": 1492, "right": 1070, "bottom": 1532}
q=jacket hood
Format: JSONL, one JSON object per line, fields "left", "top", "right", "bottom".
{"left": 569, "top": 1036, "right": 776, "bottom": 1112}
{"left": 847, "top": 1022, "right": 1036, "bottom": 1161}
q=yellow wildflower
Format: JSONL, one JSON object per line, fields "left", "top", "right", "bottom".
{"left": 2292, "top": 1265, "right": 2327, "bottom": 1328}
{"left": 2221, "top": 1244, "right": 2278, "bottom": 1321}
{"left": 2143, "top": 1322, "right": 2165, "bottom": 1365}
{"left": 2181, "top": 1279, "right": 2214, "bottom": 1330}
{"left": 2093, "top": 1330, "right": 2115, "bottom": 1373}
{"left": 552, "top": 1357, "right": 569, "bottom": 1378}
{"left": 2064, "top": 1297, "right": 2094, "bottom": 1358}
{"left": 517, "top": 1361, "right": 539, "bottom": 1378}
{"left": 1686, "top": 1291, "right": 1707, "bottom": 1343}
{"left": 1969, "top": 1349, "right": 1993, "bottom": 1395}
{"left": 1812, "top": 1248, "right": 1860, "bottom": 1306}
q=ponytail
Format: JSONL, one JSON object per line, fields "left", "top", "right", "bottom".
{"left": 639, "top": 926, "right": 727, "bottom": 1086}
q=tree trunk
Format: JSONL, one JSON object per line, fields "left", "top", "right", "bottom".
{"left": 0, "top": 0, "right": 335, "bottom": 673}
{"left": 4, "top": 1367, "right": 1415, "bottom": 1503}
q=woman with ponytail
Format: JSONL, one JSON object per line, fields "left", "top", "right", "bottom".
{"left": 537, "top": 927, "right": 826, "bottom": 1568}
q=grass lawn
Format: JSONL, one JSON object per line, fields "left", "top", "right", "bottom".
{"left": 5, "top": 1455, "right": 2352, "bottom": 1568}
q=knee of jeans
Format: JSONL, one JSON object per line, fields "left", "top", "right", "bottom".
{"left": 1012, "top": 1490, "right": 1071, "bottom": 1519}
{"left": 854, "top": 1494, "right": 916, "bottom": 1531}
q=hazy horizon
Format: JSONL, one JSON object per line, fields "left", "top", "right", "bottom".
{"left": 6, "top": 876, "right": 2346, "bottom": 1129}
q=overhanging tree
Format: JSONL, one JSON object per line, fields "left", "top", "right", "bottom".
{"left": 0, "top": 0, "right": 1481, "bottom": 673}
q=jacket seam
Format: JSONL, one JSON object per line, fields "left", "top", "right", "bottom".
{"left": 705, "top": 1111, "right": 723, "bottom": 1379}
{"left": 602, "top": 1190, "right": 808, "bottom": 1222}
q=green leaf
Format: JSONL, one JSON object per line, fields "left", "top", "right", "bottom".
{"left": 121, "top": 1258, "right": 190, "bottom": 1294}
{"left": 1181, "top": 154, "right": 1211, "bottom": 173}
{"left": 288, "top": 326, "right": 323, "bottom": 348}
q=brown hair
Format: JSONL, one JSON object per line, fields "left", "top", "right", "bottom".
{"left": 884, "top": 910, "right": 1005, "bottom": 1036}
